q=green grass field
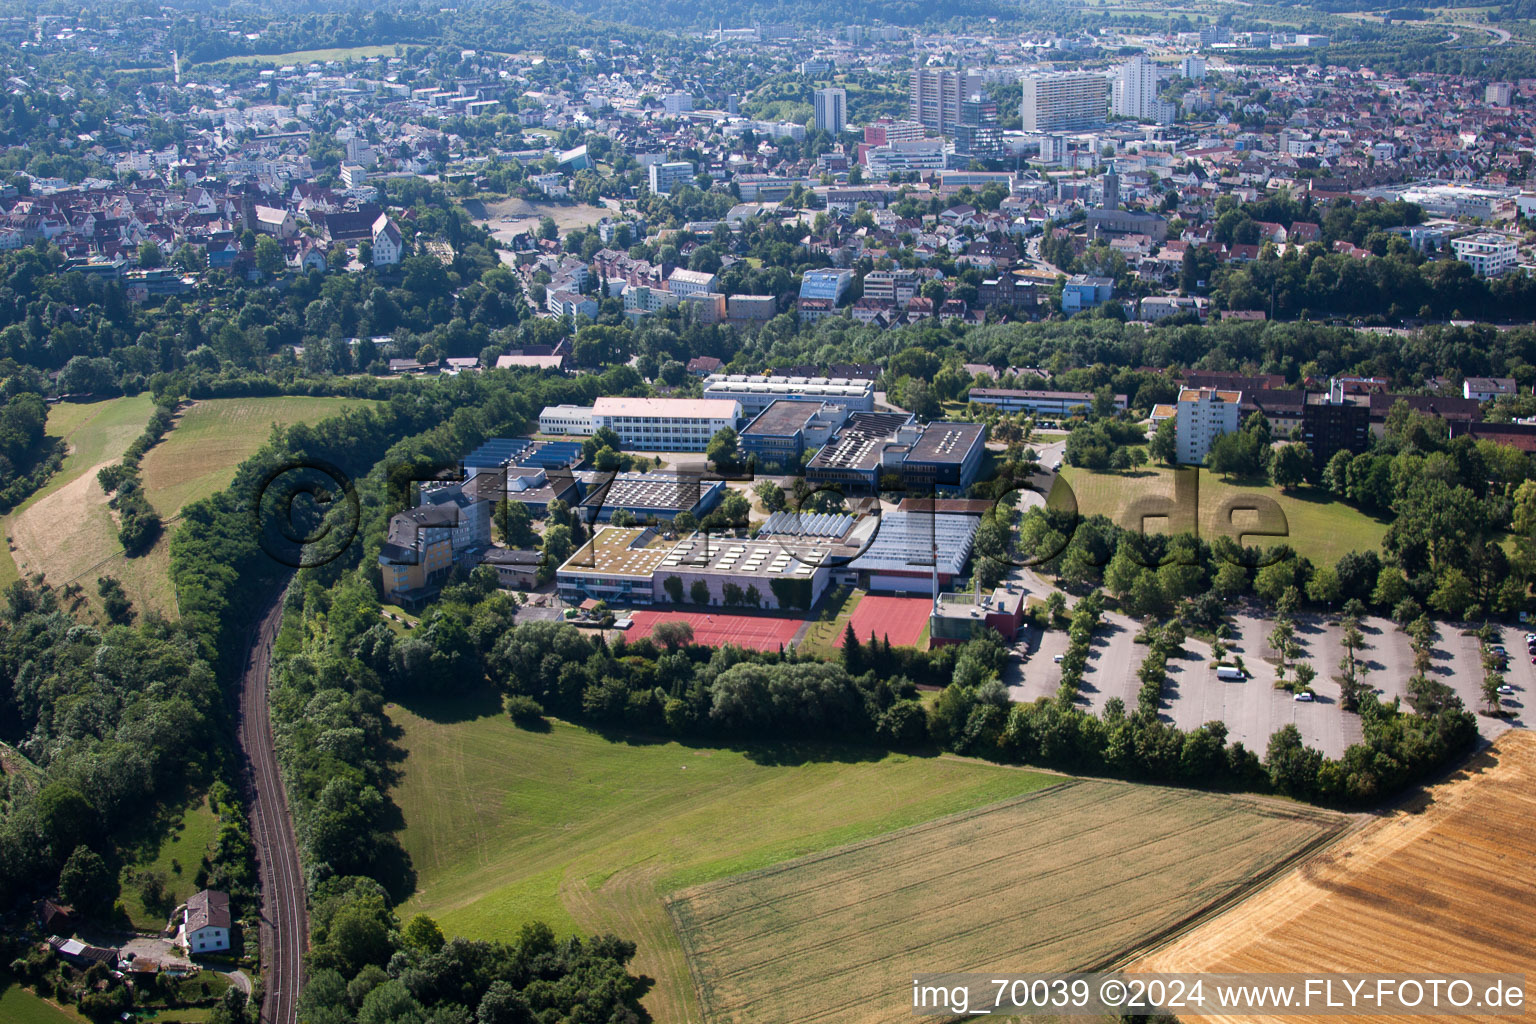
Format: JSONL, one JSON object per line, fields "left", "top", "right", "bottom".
{"left": 390, "top": 702, "right": 1054, "bottom": 1024}
{"left": 1057, "top": 465, "right": 1389, "bottom": 566}
{"left": 0, "top": 395, "right": 156, "bottom": 593}
{"left": 204, "top": 44, "right": 398, "bottom": 66}
{"left": 140, "top": 396, "right": 368, "bottom": 517}
{"left": 118, "top": 795, "right": 222, "bottom": 932}
{"left": 0, "top": 976, "right": 86, "bottom": 1024}
{"left": 7, "top": 395, "right": 368, "bottom": 620}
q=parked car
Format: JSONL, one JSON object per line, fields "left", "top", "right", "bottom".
{"left": 1053, "top": 654, "right": 1064, "bottom": 663}
{"left": 1497, "top": 684, "right": 1516, "bottom": 695}
{"left": 1293, "top": 691, "right": 1315, "bottom": 702}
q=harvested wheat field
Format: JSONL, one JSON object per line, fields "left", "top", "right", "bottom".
{"left": 1137, "top": 730, "right": 1536, "bottom": 1022}
{"left": 669, "top": 779, "right": 1344, "bottom": 1024}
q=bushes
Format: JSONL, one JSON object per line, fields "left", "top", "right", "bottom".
{"left": 97, "top": 391, "right": 179, "bottom": 556}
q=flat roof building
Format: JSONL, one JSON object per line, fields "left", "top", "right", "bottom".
{"left": 739, "top": 400, "right": 850, "bottom": 470}
{"left": 967, "top": 388, "right": 1128, "bottom": 417}
{"left": 561, "top": 397, "right": 743, "bottom": 451}
{"left": 575, "top": 471, "right": 727, "bottom": 523}
{"left": 1021, "top": 71, "right": 1108, "bottom": 132}
{"left": 703, "top": 374, "right": 876, "bottom": 416}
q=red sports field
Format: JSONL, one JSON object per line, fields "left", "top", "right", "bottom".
{"left": 846, "top": 595, "right": 931, "bottom": 648}
{"left": 625, "top": 610, "right": 805, "bottom": 652}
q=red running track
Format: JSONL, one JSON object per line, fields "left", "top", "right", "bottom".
{"left": 626, "top": 609, "right": 805, "bottom": 651}
{"left": 846, "top": 595, "right": 931, "bottom": 648}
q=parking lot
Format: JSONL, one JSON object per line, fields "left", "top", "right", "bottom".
{"left": 1005, "top": 604, "right": 1525, "bottom": 759}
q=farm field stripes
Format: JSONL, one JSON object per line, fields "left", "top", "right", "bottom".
{"left": 389, "top": 708, "right": 1056, "bottom": 1024}
{"left": 669, "top": 780, "right": 1345, "bottom": 1024}
{"left": 1136, "top": 730, "right": 1536, "bottom": 1024}
{"left": 844, "top": 595, "right": 930, "bottom": 647}
{"left": 626, "top": 609, "right": 805, "bottom": 651}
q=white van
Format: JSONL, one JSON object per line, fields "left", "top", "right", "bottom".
{"left": 1216, "top": 666, "right": 1244, "bottom": 682}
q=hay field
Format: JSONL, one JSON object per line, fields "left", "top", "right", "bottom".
{"left": 670, "top": 780, "right": 1345, "bottom": 1024}
{"left": 1136, "top": 730, "right": 1536, "bottom": 1023}
{"left": 3, "top": 395, "right": 155, "bottom": 598}
{"left": 8, "top": 395, "right": 366, "bottom": 619}
{"left": 389, "top": 703, "right": 1056, "bottom": 1024}
{"left": 140, "top": 396, "right": 367, "bottom": 517}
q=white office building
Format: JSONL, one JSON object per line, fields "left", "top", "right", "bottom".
{"left": 1451, "top": 233, "right": 1519, "bottom": 278}
{"left": 1174, "top": 387, "right": 1242, "bottom": 465}
{"left": 648, "top": 161, "right": 696, "bottom": 195}
{"left": 703, "top": 374, "right": 876, "bottom": 416}
{"left": 814, "top": 87, "right": 847, "bottom": 134}
{"left": 591, "top": 397, "right": 742, "bottom": 451}
{"left": 1021, "top": 71, "right": 1109, "bottom": 132}
{"left": 539, "top": 404, "right": 598, "bottom": 436}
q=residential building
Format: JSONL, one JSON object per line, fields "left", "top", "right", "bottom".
{"left": 1451, "top": 233, "right": 1518, "bottom": 278}
{"left": 623, "top": 285, "right": 680, "bottom": 318}
{"left": 183, "top": 891, "right": 231, "bottom": 955}
{"left": 1174, "top": 387, "right": 1243, "bottom": 465}
{"left": 371, "top": 214, "right": 402, "bottom": 266}
{"left": 863, "top": 119, "right": 926, "bottom": 146}
{"left": 590, "top": 396, "right": 741, "bottom": 451}
{"left": 667, "top": 267, "right": 718, "bottom": 296}
{"left": 704, "top": 373, "right": 876, "bottom": 416}
{"left": 1301, "top": 381, "right": 1372, "bottom": 469}
{"left": 663, "top": 92, "right": 694, "bottom": 116}
{"left": 814, "top": 88, "right": 847, "bottom": 135}
{"left": 647, "top": 161, "right": 695, "bottom": 196}
{"left": 1020, "top": 71, "right": 1108, "bottom": 132}
{"left": 1463, "top": 376, "right": 1518, "bottom": 402}
{"left": 1180, "top": 56, "right": 1207, "bottom": 80}
{"left": 909, "top": 69, "right": 983, "bottom": 133}
{"left": 861, "top": 269, "right": 920, "bottom": 307}
{"left": 1112, "top": 55, "right": 1175, "bottom": 124}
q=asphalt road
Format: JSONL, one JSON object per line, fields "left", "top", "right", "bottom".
{"left": 239, "top": 591, "right": 307, "bottom": 1024}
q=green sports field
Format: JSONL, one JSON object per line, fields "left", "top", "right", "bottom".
{"left": 1057, "top": 464, "right": 1389, "bottom": 566}
{"left": 389, "top": 703, "right": 1055, "bottom": 1024}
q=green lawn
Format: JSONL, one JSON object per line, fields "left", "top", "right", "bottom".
{"left": 1057, "top": 464, "right": 1389, "bottom": 566}
{"left": 119, "top": 795, "right": 222, "bottom": 932}
{"left": 0, "top": 976, "right": 86, "bottom": 1024}
{"left": 203, "top": 44, "right": 397, "bottom": 66}
{"left": 390, "top": 702, "right": 1053, "bottom": 1023}
{"left": 140, "top": 396, "right": 370, "bottom": 517}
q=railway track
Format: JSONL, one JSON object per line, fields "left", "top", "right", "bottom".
{"left": 238, "top": 591, "right": 307, "bottom": 1024}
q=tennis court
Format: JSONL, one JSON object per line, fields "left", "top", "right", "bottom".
{"left": 846, "top": 595, "right": 931, "bottom": 648}
{"left": 625, "top": 610, "right": 806, "bottom": 652}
